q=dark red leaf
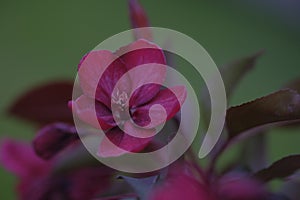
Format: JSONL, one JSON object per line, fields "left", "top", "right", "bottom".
{"left": 9, "top": 81, "right": 74, "bottom": 125}
{"left": 209, "top": 89, "right": 300, "bottom": 171}
{"left": 226, "top": 89, "right": 300, "bottom": 139}
{"left": 221, "top": 50, "right": 264, "bottom": 97}
{"left": 201, "top": 51, "right": 263, "bottom": 126}
{"left": 281, "top": 77, "right": 300, "bottom": 127}
{"left": 285, "top": 78, "right": 300, "bottom": 93}
{"left": 254, "top": 155, "right": 300, "bottom": 182}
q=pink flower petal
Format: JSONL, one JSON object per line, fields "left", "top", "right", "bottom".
{"left": 78, "top": 50, "right": 114, "bottom": 99}
{"left": 78, "top": 50, "right": 131, "bottom": 108}
{"left": 132, "top": 85, "right": 187, "bottom": 128}
{"left": 0, "top": 139, "right": 50, "bottom": 179}
{"left": 116, "top": 39, "right": 167, "bottom": 107}
{"left": 126, "top": 64, "right": 167, "bottom": 109}
{"left": 71, "top": 95, "right": 116, "bottom": 130}
{"left": 97, "top": 126, "right": 153, "bottom": 157}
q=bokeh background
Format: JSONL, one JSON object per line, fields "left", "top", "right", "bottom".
{"left": 0, "top": 0, "right": 299, "bottom": 199}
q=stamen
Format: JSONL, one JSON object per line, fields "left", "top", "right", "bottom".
{"left": 112, "top": 89, "right": 129, "bottom": 109}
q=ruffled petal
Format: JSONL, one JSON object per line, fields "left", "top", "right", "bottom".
{"left": 78, "top": 50, "right": 131, "bottom": 108}
{"left": 71, "top": 95, "right": 116, "bottom": 130}
{"left": 116, "top": 39, "right": 166, "bottom": 107}
{"left": 132, "top": 85, "right": 187, "bottom": 128}
{"left": 97, "top": 125, "right": 154, "bottom": 157}
{"left": 125, "top": 64, "right": 166, "bottom": 109}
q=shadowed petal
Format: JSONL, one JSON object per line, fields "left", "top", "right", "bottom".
{"left": 98, "top": 126, "right": 153, "bottom": 157}
{"left": 71, "top": 95, "right": 116, "bottom": 130}
{"left": 126, "top": 64, "right": 167, "bottom": 108}
{"left": 124, "top": 120, "right": 157, "bottom": 138}
{"left": 33, "top": 123, "right": 79, "bottom": 160}
{"left": 132, "top": 85, "right": 187, "bottom": 128}
{"left": 116, "top": 39, "right": 166, "bottom": 70}
{"left": 128, "top": 0, "right": 152, "bottom": 40}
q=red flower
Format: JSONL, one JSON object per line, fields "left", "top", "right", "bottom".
{"left": 150, "top": 174, "right": 212, "bottom": 200}
{"left": 217, "top": 173, "right": 268, "bottom": 200}
{"left": 149, "top": 163, "right": 214, "bottom": 200}
{"left": 33, "top": 123, "right": 79, "bottom": 160}
{"left": 149, "top": 163, "right": 268, "bottom": 200}
{"left": 0, "top": 139, "right": 113, "bottom": 200}
{"left": 71, "top": 39, "right": 187, "bottom": 157}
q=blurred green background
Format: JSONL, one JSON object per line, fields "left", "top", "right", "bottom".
{"left": 0, "top": 0, "right": 299, "bottom": 199}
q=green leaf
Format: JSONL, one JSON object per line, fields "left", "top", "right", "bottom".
{"left": 226, "top": 89, "right": 300, "bottom": 139}
{"left": 254, "top": 155, "right": 300, "bottom": 182}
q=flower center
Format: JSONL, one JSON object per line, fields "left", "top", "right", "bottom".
{"left": 112, "top": 89, "right": 129, "bottom": 110}
{"left": 111, "top": 89, "right": 130, "bottom": 126}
